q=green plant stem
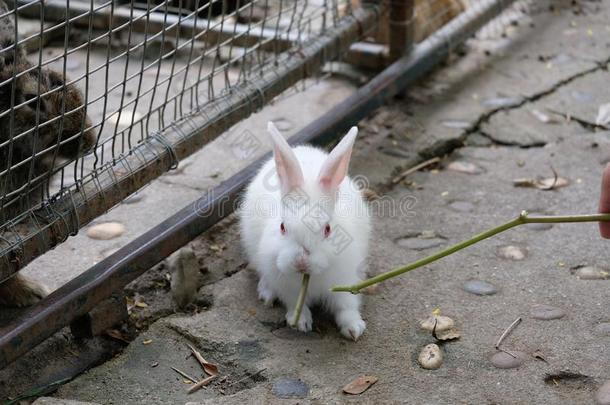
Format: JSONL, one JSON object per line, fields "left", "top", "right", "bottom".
{"left": 332, "top": 212, "right": 610, "bottom": 294}
{"left": 291, "top": 273, "right": 310, "bottom": 327}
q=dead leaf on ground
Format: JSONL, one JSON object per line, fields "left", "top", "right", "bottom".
{"left": 143, "top": 339, "right": 153, "bottom": 345}
{"left": 434, "top": 328, "right": 461, "bottom": 341}
{"left": 187, "top": 343, "right": 219, "bottom": 376}
{"left": 532, "top": 350, "right": 548, "bottom": 362}
{"left": 513, "top": 177, "right": 569, "bottom": 190}
{"left": 342, "top": 375, "right": 378, "bottom": 395}
{"left": 105, "top": 329, "right": 131, "bottom": 343}
{"left": 513, "top": 167, "right": 569, "bottom": 190}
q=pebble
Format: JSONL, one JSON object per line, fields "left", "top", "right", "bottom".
{"left": 597, "top": 380, "right": 610, "bottom": 405}
{"left": 271, "top": 378, "right": 309, "bottom": 399}
{"left": 447, "top": 161, "right": 484, "bottom": 174}
{"left": 448, "top": 200, "right": 475, "bottom": 213}
{"left": 594, "top": 322, "right": 610, "bottom": 336}
{"left": 572, "top": 266, "right": 609, "bottom": 280}
{"left": 530, "top": 304, "right": 566, "bottom": 320}
{"left": 396, "top": 236, "right": 445, "bottom": 251}
{"left": 497, "top": 245, "right": 527, "bottom": 261}
{"left": 418, "top": 344, "right": 443, "bottom": 370}
{"left": 420, "top": 315, "right": 455, "bottom": 332}
{"left": 490, "top": 351, "right": 526, "bottom": 369}
{"left": 463, "top": 279, "right": 498, "bottom": 296}
{"left": 86, "top": 222, "right": 126, "bottom": 240}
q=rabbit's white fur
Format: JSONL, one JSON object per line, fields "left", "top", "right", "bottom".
{"left": 240, "top": 123, "right": 370, "bottom": 340}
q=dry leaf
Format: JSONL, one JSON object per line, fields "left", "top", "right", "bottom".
{"left": 105, "top": 329, "right": 130, "bottom": 343}
{"left": 342, "top": 375, "right": 378, "bottom": 395}
{"left": 532, "top": 350, "right": 548, "bottom": 362}
{"left": 513, "top": 177, "right": 569, "bottom": 190}
{"left": 135, "top": 300, "right": 149, "bottom": 308}
{"left": 596, "top": 103, "right": 610, "bottom": 127}
{"left": 187, "top": 343, "right": 219, "bottom": 376}
{"left": 143, "top": 339, "right": 153, "bottom": 345}
{"left": 421, "top": 315, "right": 454, "bottom": 332}
{"left": 434, "top": 328, "right": 461, "bottom": 341}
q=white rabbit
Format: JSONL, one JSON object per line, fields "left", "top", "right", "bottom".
{"left": 239, "top": 122, "right": 370, "bottom": 340}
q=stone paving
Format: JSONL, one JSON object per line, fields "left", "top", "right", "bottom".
{"left": 3, "top": 0, "right": 610, "bottom": 404}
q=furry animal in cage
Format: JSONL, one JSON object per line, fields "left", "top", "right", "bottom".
{"left": 0, "top": 0, "right": 97, "bottom": 306}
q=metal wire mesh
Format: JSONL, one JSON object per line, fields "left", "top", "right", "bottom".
{"left": 0, "top": 0, "right": 355, "bottom": 216}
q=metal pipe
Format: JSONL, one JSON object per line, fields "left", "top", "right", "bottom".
{"left": 0, "top": 0, "right": 516, "bottom": 368}
{"left": 389, "top": 0, "right": 414, "bottom": 61}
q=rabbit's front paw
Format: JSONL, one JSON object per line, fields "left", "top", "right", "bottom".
{"left": 338, "top": 311, "right": 366, "bottom": 341}
{"left": 286, "top": 305, "right": 312, "bottom": 332}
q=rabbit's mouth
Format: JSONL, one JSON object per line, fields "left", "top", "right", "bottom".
{"left": 295, "top": 260, "right": 309, "bottom": 274}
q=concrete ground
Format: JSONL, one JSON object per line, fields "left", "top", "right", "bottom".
{"left": 3, "top": 0, "right": 610, "bottom": 403}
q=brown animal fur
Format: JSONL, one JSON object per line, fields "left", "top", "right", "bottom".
{"left": 0, "top": 0, "right": 96, "bottom": 306}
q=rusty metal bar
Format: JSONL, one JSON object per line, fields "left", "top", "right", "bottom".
{"left": 0, "top": 0, "right": 516, "bottom": 368}
{"left": 0, "top": 4, "right": 380, "bottom": 281}
{"left": 389, "top": 0, "right": 414, "bottom": 61}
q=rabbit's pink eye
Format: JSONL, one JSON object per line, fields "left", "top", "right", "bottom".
{"left": 324, "top": 223, "right": 331, "bottom": 238}
{"left": 280, "top": 222, "right": 286, "bottom": 235}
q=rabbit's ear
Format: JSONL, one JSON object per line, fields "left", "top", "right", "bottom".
{"left": 267, "top": 121, "right": 304, "bottom": 195}
{"left": 318, "top": 126, "right": 358, "bottom": 190}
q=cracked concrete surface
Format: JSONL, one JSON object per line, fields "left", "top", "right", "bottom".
{"left": 3, "top": 0, "right": 610, "bottom": 404}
